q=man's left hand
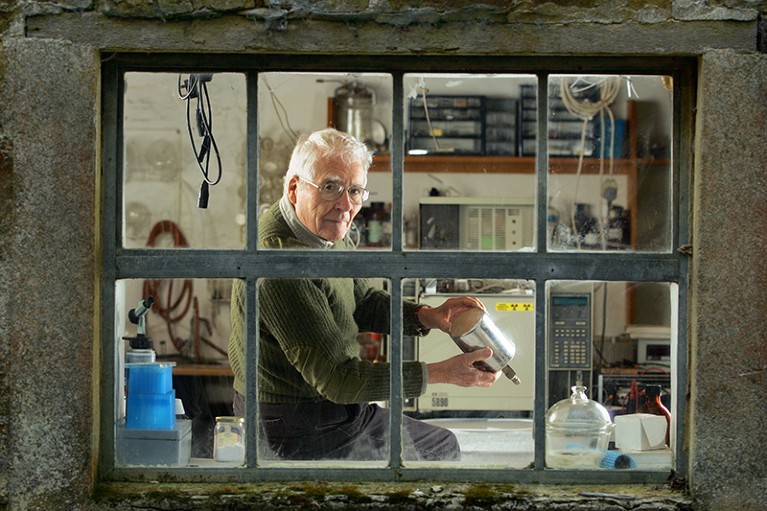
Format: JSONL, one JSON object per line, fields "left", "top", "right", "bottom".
{"left": 418, "top": 296, "right": 485, "bottom": 333}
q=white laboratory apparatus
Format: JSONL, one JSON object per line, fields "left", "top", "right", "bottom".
{"left": 417, "top": 293, "right": 535, "bottom": 413}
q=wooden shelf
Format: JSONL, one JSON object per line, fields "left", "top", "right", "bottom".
{"left": 371, "top": 154, "right": 532, "bottom": 174}
{"left": 172, "top": 364, "right": 233, "bottom": 377}
{"left": 371, "top": 154, "right": 667, "bottom": 175}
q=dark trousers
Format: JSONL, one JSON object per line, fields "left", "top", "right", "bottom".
{"left": 233, "top": 391, "right": 460, "bottom": 461}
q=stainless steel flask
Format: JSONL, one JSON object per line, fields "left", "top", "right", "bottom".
{"left": 449, "top": 308, "right": 521, "bottom": 384}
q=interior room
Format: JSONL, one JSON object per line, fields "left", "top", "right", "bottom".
{"left": 116, "top": 71, "right": 675, "bottom": 470}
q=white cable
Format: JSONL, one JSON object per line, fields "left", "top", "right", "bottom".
{"left": 263, "top": 77, "right": 299, "bottom": 143}
{"left": 559, "top": 76, "right": 621, "bottom": 249}
{"left": 420, "top": 86, "right": 441, "bottom": 151}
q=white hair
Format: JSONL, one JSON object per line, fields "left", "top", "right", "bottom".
{"left": 282, "top": 128, "right": 373, "bottom": 195}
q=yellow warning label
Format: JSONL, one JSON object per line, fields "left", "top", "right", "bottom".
{"left": 495, "top": 302, "right": 534, "bottom": 312}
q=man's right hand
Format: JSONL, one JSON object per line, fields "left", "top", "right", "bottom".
{"left": 426, "top": 347, "right": 501, "bottom": 387}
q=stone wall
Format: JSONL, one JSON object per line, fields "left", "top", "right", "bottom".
{"left": 1, "top": 2, "right": 767, "bottom": 510}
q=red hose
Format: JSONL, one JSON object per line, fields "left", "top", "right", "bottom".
{"left": 142, "top": 220, "right": 194, "bottom": 354}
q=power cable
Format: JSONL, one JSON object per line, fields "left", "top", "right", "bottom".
{"left": 178, "top": 74, "right": 223, "bottom": 209}
{"left": 560, "top": 76, "right": 621, "bottom": 249}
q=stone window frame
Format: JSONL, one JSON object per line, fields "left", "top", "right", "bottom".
{"left": 100, "top": 53, "right": 693, "bottom": 484}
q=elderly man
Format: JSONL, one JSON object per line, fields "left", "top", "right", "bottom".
{"left": 229, "top": 128, "right": 499, "bottom": 461}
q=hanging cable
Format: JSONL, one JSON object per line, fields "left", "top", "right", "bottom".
{"left": 178, "top": 74, "right": 223, "bottom": 209}
{"left": 265, "top": 76, "right": 300, "bottom": 143}
{"left": 560, "top": 76, "right": 621, "bottom": 249}
{"left": 420, "top": 85, "right": 441, "bottom": 151}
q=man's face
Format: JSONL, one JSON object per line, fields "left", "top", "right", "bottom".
{"left": 287, "top": 155, "right": 366, "bottom": 242}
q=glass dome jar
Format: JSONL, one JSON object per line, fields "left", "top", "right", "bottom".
{"left": 545, "top": 385, "right": 614, "bottom": 469}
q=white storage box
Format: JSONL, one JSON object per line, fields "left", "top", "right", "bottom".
{"left": 614, "top": 413, "right": 667, "bottom": 451}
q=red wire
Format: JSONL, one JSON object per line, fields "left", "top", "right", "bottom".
{"left": 142, "top": 220, "right": 194, "bottom": 354}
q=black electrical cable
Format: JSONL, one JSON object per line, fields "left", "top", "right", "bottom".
{"left": 178, "top": 74, "right": 222, "bottom": 208}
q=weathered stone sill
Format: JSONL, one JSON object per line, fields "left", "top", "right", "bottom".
{"left": 93, "top": 481, "right": 693, "bottom": 510}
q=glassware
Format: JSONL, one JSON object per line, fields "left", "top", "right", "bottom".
{"left": 214, "top": 416, "right": 245, "bottom": 463}
{"left": 639, "top": 384, "right": 671, "bottom": 446}
{"left": 545, "top": 384, "right": 614, "bottom": 468}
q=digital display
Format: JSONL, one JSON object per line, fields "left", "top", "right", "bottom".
{"left": 551, "top": 295, "right": 589, "bottom": 320}
{"left": 552, "top": 296, "right": 588, "bottom": 306}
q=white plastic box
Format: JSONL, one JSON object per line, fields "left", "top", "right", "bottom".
{"left": 614, "top": 413, "right": 667, "bottom": 451}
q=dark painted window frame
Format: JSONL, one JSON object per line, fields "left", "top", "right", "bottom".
{"left": 100, "top": 53, "right": 693, "bottom": 484}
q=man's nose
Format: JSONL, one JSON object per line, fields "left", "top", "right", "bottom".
{"left": 334, "top": 189, "right": 355, "bottom": 210}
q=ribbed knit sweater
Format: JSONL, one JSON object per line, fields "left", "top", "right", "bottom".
{"left": 228, "top": 200, "right": 428, "bottom": 404}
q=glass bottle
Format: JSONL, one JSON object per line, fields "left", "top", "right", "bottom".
{"left": 214, "top": 416, "right": 245, "bottom": 463}
{"left": 639, "top": 384, "right": 671, "bottom": 447}
{"left": 366, "top": 202, "right": 384, "bottom": 246}
{"left": 607, "top": 205, "right": 624, "bottom": 248}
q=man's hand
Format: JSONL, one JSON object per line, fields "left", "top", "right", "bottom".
{"left": 426, "top": 347, "right": 501, "bottom": 387}
{"left": 418, "top": 296, "right": 485, "bottom": 333}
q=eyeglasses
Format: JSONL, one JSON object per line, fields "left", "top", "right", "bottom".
{"left": 300, "top": 177, "right": 370, "bottom": 205}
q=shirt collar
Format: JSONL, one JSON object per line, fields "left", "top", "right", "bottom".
{"left": 278, "top": 194, "right": 335, "bottom": 249}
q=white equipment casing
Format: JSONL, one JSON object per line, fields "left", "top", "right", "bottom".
{"left": 417, "top": 293, "right": 535, "bottom": 412}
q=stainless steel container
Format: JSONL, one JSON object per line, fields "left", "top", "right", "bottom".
{"left": 332, "top": 81, "right": 375, "bottom": 146}
{"left": 449, "top": 308, "right": 521, "bottom": 384}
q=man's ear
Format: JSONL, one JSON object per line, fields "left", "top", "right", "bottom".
{"left": 287, "top": 176, "right": 300, "bottom": 205}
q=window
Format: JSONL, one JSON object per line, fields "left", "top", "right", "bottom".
{"left": 101, "top": 55, "right": 691, "bottom": 483}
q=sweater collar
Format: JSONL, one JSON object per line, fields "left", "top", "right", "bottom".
{"left": 278, "top": 194, "right": 335, "bottom": 249}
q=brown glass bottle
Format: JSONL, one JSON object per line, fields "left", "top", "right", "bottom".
{"left": 639, "top": 384, "right": 671, "bottom": 447}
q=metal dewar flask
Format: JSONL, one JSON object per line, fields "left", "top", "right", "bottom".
{"left": 332, "top": 81, "right": 375, "bottom": 145}
{"left": 449, "top": 308, "right": 521, "bottom": 384}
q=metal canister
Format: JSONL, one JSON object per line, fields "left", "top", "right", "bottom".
{"left": 332, "top": 81, "right": 375, "bottom": 145}
{"left": 449, "top": 308, "right": 521, "bottom": 384}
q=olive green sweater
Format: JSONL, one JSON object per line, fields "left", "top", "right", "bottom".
{"left": 228, "top": 200, "right": 428, "bottom": 404}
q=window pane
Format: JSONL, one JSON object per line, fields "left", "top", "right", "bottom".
{"left": 403, "top": 278, "right": 535, "bottom": 468}
{"left": 255, "top": 277, "right": 391, "bottom": 466}
{"left": 115, "top": 278, "right": 236, "bottom": 467}
{"left": 122, "top": 73, "right": 247, "bottom": 249}
{"left": 547, "top": 75, "right": 673, "bottom": 252}
{"left": 257, "top": 73, "right": 393, "bottom": 250}
{"left": 545, "top": 281, "right": 675, "bottom": 471}
{"left": 403, "top": 74, "right": 537, "bottom": 252}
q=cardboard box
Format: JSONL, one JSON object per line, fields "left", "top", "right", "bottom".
{"left": 614, "top": 413, "right": 667, "bottom": 451}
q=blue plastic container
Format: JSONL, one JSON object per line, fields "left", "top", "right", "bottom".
{"left": 127, "top": 363, "right": 174, "bottom": 395}
{"left": 126, "top": 390, "right": 176, "bottom": 430}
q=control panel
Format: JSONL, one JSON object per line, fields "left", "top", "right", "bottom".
{"left": 548, "top": 293, "right": 592, "bottom": 369}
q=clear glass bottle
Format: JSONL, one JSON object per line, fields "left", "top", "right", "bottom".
{"left": 214, "top": 416, "right": 245, "bottom": 463}
{"left": 366, "top": 202, "right": 384, "bottom": 246}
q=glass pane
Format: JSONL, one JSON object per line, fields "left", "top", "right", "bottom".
{"left": 122, "top": 72, "right": 247, "bottom": 249}
{"left": 257, "top": 73, "right": 393, "bottom": 250}
{"left": 547, "top": 75, "right": 673, "bottom": 252}
{"left": 114, "top": 278, "right": 236, "bottom": 467}
{"left": 545, "top": 281, "right": 675, "bottom": 471}
{"left": 255, "top": 277, "right": 391, "bottom": 467}
{"left": 402, "top": 74, "right": 537, "bottom": 252}
{"left": 403, "top": 278, "right": 535, "bottom": 468}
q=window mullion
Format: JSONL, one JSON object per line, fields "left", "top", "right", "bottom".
{"left": 534, "top": 73, "right": 549, "bottom": 470}
{"left": 247, "top": 70, "right": 259, "bottom": 252}
{"left": 386, "top": 74, "right": 406, "bottom": 471}
{"left": 390, "top": 72, "right": 405, "bottom": 253}
{"left": 245, "top": 278, "right": 259, "bottom": 467}
{"left": 536, "top": 73, "right": 550, "bottom": 254}
{"left": 389, "top": 277, "right": 403, "bottom": 470}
